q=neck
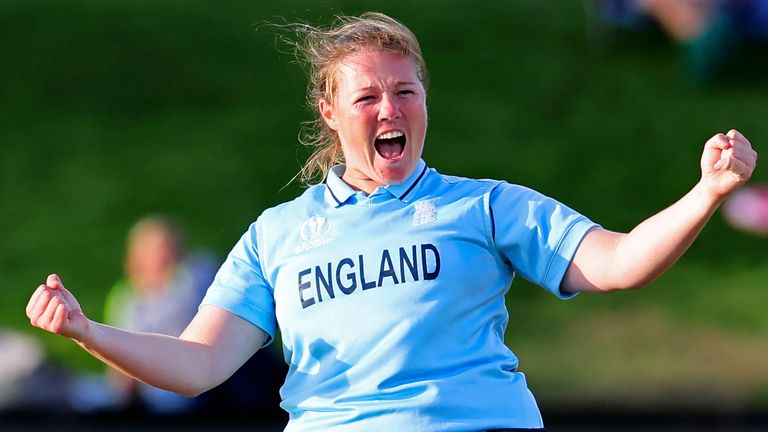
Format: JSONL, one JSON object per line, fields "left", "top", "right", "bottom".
{"left": 341, "top": 172, "right": 382, "bottom": 195}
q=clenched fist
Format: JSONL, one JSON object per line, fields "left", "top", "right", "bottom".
{"left": 26, "top": 274, "right": 90, "bottom": 341}
{"left": 701, "top": 129, "right": 758, "bottom": 200}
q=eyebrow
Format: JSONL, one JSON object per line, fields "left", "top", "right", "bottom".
{"left": 353, "top": 82, "right": 419, "bottom": 93}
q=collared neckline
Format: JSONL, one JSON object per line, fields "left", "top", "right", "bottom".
{"left": 324, "top": 164, "right": 355, "bottom": 207}
{"left": 324, "top": 159, "right": 429, "bottom": 207}
{"left": 384, "top": 159, "right": 428, "bottom": 202}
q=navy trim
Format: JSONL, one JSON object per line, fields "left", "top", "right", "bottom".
{"left": 489, "top": 204, "right": 496, "bottom": 241}
{"left": 399, "top": 165, "right": 428, "bottom": 200}
{"left": 327, "top": 184, "right": 342, "bottom": 205}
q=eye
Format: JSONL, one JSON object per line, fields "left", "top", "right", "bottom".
{"left": 398, "top": 90, "right": 415, "bottom": 96}
{"left": 355, "top": 95, "right": 375, "bottom": 104}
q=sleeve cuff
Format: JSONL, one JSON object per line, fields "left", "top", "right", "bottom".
{"left": 543, "top": 218, "right": 600, "bottom": 300}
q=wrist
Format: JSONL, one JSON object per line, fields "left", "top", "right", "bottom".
{"left": 692, "top": 179, "right": 726, "bottom": 211}
{"left": 73, "top": 318, "right": 96, "bottom": 347}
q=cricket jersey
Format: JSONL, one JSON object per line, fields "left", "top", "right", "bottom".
{"left": 200, "top": 159, "right": 598, "bottom": 431}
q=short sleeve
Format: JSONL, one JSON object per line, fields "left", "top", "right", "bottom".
{"left": 489, "top": 182, "right": 599, "bottom": 299}
{"left": 199, "top": 219, "right": 277, "bottom": 346}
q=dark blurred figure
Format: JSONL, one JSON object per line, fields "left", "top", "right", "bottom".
{"left": 72, "top": 215, "right": 286, "bottom": 419}
{"left": 588, "top": 0, "right": 768, "bottom": 84}
{"left": 0, "top": 329, "right": 72, "bottom": 413}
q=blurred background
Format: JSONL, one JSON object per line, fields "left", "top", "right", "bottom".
{"left": 1, "top": 0, "right": 767, "bottom": 430}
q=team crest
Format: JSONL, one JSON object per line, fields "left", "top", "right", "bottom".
{"left": 412, "top": 201, "right": 437, "bottom": 226}
{"left": 295, "top": 215, "right": 334, "bottom": 253}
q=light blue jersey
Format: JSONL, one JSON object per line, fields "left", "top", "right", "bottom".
{"left": 201, "top": 159, "right": 598, "bottom": 431}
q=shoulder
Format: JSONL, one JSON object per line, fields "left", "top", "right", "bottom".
{"left": 489, "top": 181, "right": 547, "bottom": 201}
{"left": 427, "top": 170, "right": 546, "bottom": 207}
{"left": 426, "top": 169, "right": 504, "bottom": 198}
{"left": 428, "top": 169, "right": 557, "bottom": 212}
{"left": 257, "top": 184, "right": 326, "bottom": 226}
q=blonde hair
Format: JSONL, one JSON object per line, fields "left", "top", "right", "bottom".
{"left": 126, "top": 215, "right": 185, "bottom": 261}
{"left": 287, "top": 12, "right": 428, "bottom": 186}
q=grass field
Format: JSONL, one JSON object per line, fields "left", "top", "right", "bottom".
{"left": 2, "top": 0, "right": 767, "bottom": 414}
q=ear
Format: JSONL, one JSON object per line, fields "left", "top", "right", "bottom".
{"left": 319, "top": 99, "right": 338, "bottom": 131}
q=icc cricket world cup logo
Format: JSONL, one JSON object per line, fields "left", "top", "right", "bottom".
{"left": 295, "top": 215, "right": 334, "bottom": 253}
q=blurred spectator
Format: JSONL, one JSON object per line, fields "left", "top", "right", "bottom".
{"left": 0, "top": 329, "right": 71, "bottom": 412}
{"left": 103, "top": 215, "right": 210, "bottom": 413}
{"left": 587, "top": 0, "right": 768, "bottom": 84}
{"left": 70, "top": 215, "right": 286, "bottom": 418}
{"left": 722, "top": 185, "right": 768, "bottom": 234}
{"left": 105, "top": 216, "right": 208, "bottom": 337}
{"left": 0, "top": 330, "right": 45, "bottom": 409}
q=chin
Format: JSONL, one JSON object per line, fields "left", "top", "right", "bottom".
{"left": 378, "top": 165, "right": 411, "bottom": 185}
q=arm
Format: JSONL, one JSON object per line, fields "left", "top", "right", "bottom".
{"left": 562, "top": 129, "right": 758, "bottom": 293}
{"left": 26, "top": 274, "right": 265, "bottom": 397}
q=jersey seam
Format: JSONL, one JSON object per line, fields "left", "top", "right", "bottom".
{"left": 254, "top": 217, "right": 275, "bottom": 295}
{"left": 483, "top": 181, "right": 509, "bottom": 267}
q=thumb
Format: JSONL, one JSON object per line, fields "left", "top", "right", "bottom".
{"left": 46, "top": 274, "right": 63, "bottom": 290}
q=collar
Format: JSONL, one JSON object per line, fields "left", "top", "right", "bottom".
{"left": 324, "top": 164, "right": 356, "bottom": 207}
{"left": 324, "top": 159, "right": 429, "bottom": 207}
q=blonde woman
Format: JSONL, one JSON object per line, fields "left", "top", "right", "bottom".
{"left": 27, "top": 12, "right": 756, "bottom": 431}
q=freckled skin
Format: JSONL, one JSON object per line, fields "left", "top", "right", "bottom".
{"left": 319, "top": 50, "right": 427, "bottom": 193}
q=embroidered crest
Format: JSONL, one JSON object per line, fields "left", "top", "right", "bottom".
{"left": 412, "top": 201, "right": 437, "bottom": 226}
{"left": 295, "top": 215, "right": 333, "bottom": 253}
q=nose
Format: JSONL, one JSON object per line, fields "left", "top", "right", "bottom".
{"left": 377, "top": 94, "right": 400, "bottom": 122}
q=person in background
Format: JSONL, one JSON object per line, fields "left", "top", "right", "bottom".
{"left": 102, "top": 215, "right": 210, "bottom": 413}
{"left": 76, "top": 215, "right": 285, "bottom": 417}
{"left": 588, "top": 0, "right": 768, "bottom": 84}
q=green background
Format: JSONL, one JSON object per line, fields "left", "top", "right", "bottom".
{"left": 2, "top": 0, "right": 766, "bottom": 413}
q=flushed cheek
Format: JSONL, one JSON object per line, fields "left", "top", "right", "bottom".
{"left": 341, "top": 128, "right": 373, "bottom": 158}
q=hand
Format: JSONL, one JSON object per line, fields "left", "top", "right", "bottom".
{"left": 700, "top": 130, "right": 758, "bottom": 200}
{"left": 26, "top": 274, "right": 90, "bottom": 341}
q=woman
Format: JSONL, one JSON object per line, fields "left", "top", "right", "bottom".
{"left": 26, "top": 12, "right": 756, "bottom": 431}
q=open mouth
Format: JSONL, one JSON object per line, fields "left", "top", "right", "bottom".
{"left": 374, "top": 131, "right": 406, "bottom": 161}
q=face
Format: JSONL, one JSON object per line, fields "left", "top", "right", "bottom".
{"left": 319, "top": 50, "right": 427, "bottom": 192}
{"left": 126, "top": 226, "right": 178, "bottom": 292}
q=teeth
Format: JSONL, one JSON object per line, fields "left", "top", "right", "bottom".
{"left": 376, "top": 131, "right": 404, "bottom": 140}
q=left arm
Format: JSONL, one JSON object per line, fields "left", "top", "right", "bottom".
{"left": 562, "top": 129, "right": 758, "bottom": 293}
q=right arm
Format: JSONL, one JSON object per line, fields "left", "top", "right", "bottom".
{"left": 26, "top": 274, "right": 265, "bottom": 397}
